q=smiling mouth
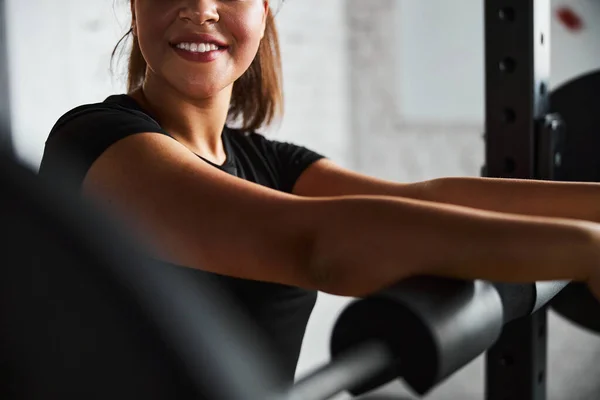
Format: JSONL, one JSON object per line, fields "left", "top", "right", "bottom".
{"left": 171, "top": 42, "right": 227, "bottom": 53}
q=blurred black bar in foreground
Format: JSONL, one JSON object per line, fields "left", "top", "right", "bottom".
{"left": 0, "top": 0, "right": 12, "bottom": 152}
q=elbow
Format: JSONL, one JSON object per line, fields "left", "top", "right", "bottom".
{"left": 303, "top": 254, "right": 349, "bottom": 296}
{"left": 299, "top": 199, "right": 425, "bottom": 298}
{"left": 301, "top": 233, "right": 359, "bottom": 296}
{"left": 302, "top": 240, "right": 416, "bottom": 298}
{"left": 304, "top": 260, "right": 361, "bottom": 297}
{"left": 304, "top": 256, "right": 418, "bottom": 298}
{"left": 298, "top": 230, "right": 338, "bottom": 294}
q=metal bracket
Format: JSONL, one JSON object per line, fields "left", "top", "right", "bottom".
{"left": 535, "top": 113, "right": 565, "bottom": 180}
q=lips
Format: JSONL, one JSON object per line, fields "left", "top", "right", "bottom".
{"left": 169, "top": 32, "right": 229, "bottom": 48}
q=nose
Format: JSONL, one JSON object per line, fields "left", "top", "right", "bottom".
{"left": 179, "top": 0, "right": 220, "bottom": 25}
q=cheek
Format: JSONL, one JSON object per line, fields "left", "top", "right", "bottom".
{"left": 226, "top": 8, "right": 266, "bottom": 63}
{"left": 136, "top": 5, "right": 177, "bottom": 61}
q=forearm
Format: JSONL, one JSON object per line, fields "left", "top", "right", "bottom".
{"left": 305, "top": 196, "right": 599, "bottom": 297}
{"left": 419, "top": 177, "right": 600, "bottom": 223}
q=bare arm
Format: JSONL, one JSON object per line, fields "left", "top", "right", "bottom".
{"left": 307, "top": 195, "right": 599, "bottom": 296}
{"left": 83, "top": 133, "right": 316, "bottom": 288}
{"left": 83, "top": 134, "right": 600, "bottom": 298}
{"left": 421, "top": 177, "right": 600, "bottom": 223}
{"left": 294, "top": 159, "right": 600, "bottom": 223}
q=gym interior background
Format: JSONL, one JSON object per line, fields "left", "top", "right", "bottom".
{"left": 4, "top": 0, "right": 600, "bottom": 398}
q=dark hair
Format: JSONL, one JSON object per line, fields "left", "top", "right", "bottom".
{"left": 111, "top": 4, "right": 284, "bottom": 132}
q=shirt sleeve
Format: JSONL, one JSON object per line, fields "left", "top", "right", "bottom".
{"left": 38, "top": 104, "right": 169, "bottom": 190}
{"left": 249, "top": 134, "right": 326, "bottom": 193}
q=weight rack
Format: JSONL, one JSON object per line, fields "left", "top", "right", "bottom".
{"left": 484, "top": 1, "right": 564, "bottom": 400}
{"left": 0, "top": 1, "right": 573, "bottom": 399}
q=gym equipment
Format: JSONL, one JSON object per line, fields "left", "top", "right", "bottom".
{"left": 548, "top": 70, "right": 600, "bottom": 334}
{"left": 482, "top": 1, "right": 600, "bottom": 399}
{"left": 551, "top": 70, "right": 600, "bottom": 184}
{"left": 552, "top": 282, "right": 600, "bottom": 333}
{"left": 0, "top": 150, "right": 286, "bottom": 399}
{"left": 0, "top": 0, "right": 11, "bottom": 151}
{"left": 482, "top": 1, "right": 567, "bottom": 399}
{"left": 0, "top": 0, "right": 599, "bottom": 399}
{"left": 0, "top": 150, "right": 573, "bottom": 399}
{"left": 285, "top": 280, "right": 569, "bottom": 399}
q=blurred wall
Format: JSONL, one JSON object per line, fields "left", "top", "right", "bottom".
{"left": 5, "top": 0, "right": 600, "bottom": 399}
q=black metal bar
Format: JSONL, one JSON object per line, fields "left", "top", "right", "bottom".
{"left": 0, "top": 0, "right": 12, "bottom": 152}
{"left": 286, "top": 342, "right": 392, "bottom": 400}
{"left": 483, "top": 0, "right": 552, "bottom": 399}
{"left": 484, "top": 0, "right": 551, "bottom": 179}
{"left": 486, "top": 311, "right": 548, "bottom": 400}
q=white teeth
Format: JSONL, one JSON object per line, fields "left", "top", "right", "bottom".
{"left": 176, "top": 42, "right": 220, "bottom": 53}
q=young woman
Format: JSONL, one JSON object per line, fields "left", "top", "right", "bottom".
{"left": 39, "top": 0, "right": 600, "bottom": 383}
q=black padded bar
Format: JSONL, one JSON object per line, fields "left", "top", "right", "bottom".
{"left": 318, "top": 278, "right": 568, "bottom": 399}
{"left": 484, "top": 0, "right": 552, "bottom": 399}
{"left": 329, "top": 278, "right": 505, "bottom": 396}
{"left": 287, "top": 342, "right": 392, "bottom": 400}
{"left": 0, "top": 0, "right": 12, "bottom": 151}
{"left": 493, "top": 281, "right": 569, "bottom": 323}
{"left": 531, "top": 281, "right": 569, "bottom": 313}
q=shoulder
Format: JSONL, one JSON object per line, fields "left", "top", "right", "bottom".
{"left": 39, "top": 94, "right": 168, "bottom": 189}
{"left": 48, "top": 94, "right": 165, "bottom": 141}
{"left": 43, "top": 94, "right": 168, "bottom": 162}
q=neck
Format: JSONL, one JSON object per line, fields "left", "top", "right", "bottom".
{"left": 132, "top": 73, "right": 232, "bottom": 164}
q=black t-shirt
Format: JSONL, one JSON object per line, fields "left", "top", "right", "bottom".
{"left": 38, "top": 94, "right": 325, "bottom": 382}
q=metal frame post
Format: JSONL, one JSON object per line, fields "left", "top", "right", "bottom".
{"left": 483, "top": 1, "right": 553, "bottom": 400}
{"left": 0, "top": 0, "right": 12, "bottom": 151}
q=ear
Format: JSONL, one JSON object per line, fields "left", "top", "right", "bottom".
{"left": 260, "top": 1, "right": 269, "bottom": 39}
